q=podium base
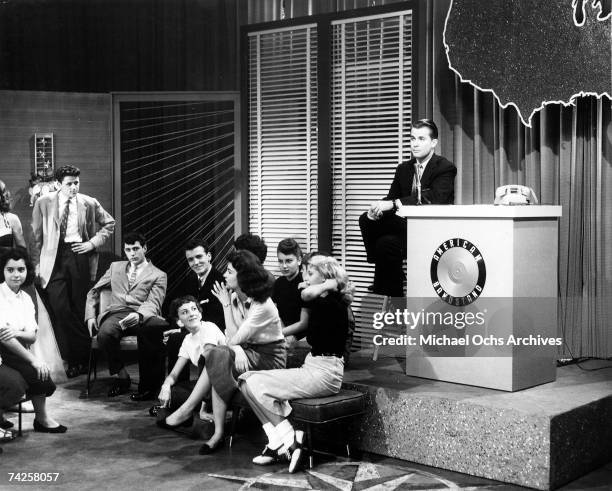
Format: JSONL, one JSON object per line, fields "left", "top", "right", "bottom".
{"left": 343, "top": 353, "right": 612, "bottom": 490}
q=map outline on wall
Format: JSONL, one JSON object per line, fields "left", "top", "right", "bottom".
{"left": 444, "top": 0, "right": 612, "bottom": 127}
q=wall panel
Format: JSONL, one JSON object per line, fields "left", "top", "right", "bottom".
{"left": 0, "top": 90, "right": 112, "bottom": 253}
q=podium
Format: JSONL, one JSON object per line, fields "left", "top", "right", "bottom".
{"left": 396, "top": 204, "right": 562, "bottom": 391}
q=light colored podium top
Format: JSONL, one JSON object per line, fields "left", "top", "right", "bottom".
{"left": 397, "top": 204, "right": 562, "bottom": 219}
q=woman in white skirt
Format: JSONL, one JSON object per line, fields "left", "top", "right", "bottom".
{"left": 239, "top": 254, "right": 354, "bottom": 473}
{"left": 0, "top": 180, "right": 65, "bottom": 386}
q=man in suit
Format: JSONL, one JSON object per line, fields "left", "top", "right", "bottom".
{"left": 359, "top": 119, "right": 456, "bottom": 297}
{"left": 85, "top": 232, "right": 168, "bottom": 400}
{"left": 165, "top": 238, "right": 225, "bottom": 382}
{"left": 31, "top": 165, "right": 115, "bottom": 378}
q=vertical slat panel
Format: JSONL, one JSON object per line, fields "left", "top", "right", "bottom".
{"left": 119, "top": 99, "right": 236, "bottom": 300}
{"left": 248, "top": 25, "right": 318, "bottom": 272}
{"left": 331, "top": 11, "right": 413, "bottom": 349}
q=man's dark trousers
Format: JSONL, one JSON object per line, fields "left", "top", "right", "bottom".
{"left": 45, "top": 243, "right": 92, "bottom": 366}
{"left": 359, "top": 211, "right": 406, "bottom": 297}
{"left": 96, "top": 310, "right": 168, "bottom": 393}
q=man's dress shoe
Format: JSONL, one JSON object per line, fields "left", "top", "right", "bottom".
{"left": 107, "top": 378, "right": 131, "bottom": 397}
{"left": 66, "top": 364, "right": 87, "bottom": 378}
{"left": 149, "top": 405, "right": 162, "bottom": 417}
{"left": 130, "top": 391, "right": 156, "bottom": 402}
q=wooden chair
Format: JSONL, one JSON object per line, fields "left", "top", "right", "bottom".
{"left": 86, "top": 289, "right": 138, "bottom": 396}
{"left": 16, "top": 396, "right": 31, "bottom": 437}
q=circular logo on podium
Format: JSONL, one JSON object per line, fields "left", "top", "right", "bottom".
{"left": 430, "top": 238, "right": 486, "bottom": 306}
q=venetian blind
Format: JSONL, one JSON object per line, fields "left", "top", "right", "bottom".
{"left": 330, "top": 11, "right": 413, "bottom": 349}
{"left": 248, "top": 25, "right": 318, "bottom": 272}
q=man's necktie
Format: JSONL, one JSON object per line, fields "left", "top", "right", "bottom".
{"left": 128, "top": 266, "right": 138, "bottom": 288}
{"left": 59, "top": 198, "right": 71, "bottom": 240}
{"left": 412, "top": 164, "right": 424, "bottom": 193}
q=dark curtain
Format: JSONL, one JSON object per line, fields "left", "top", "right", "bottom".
{"left": 248, "top": 0, "right": 612, "bottom": 358}
{"left": 0, "top": 0, "right": 244, "bottom": 92}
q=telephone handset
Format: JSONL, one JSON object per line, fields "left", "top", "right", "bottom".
{"left": 494, "top": 185, "right": 539, "bottom": 205}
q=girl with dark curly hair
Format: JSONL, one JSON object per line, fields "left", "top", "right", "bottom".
{"left": 0, "top": 181, "right": 64, "bottom": 395}
{"left": 0, "top": 247, "right": 67, "bottom": 441}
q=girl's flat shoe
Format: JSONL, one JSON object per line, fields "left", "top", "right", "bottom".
{"left": 33, "top": 420, "right": 67, "bottom": 434}
{"left": 156, "top": 415, "right": 193, "bottom": 431}
{"left": 286, "top": 430, "right": 305, "bottom": 473}
{"left": 199, "top": 439, "right": 225, "bottom": 455}
{"left": 252, "top": 445, "right": 288, "bottom": 465}
{"left": 0, "top": 428, "right": 16, "bottom": 442}
{"left": 0, "top": 418, "right": 14, "bottom": 429}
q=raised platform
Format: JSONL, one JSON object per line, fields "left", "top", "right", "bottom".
{"left": 342, "top": 352, "right": 612, "bottom": 490}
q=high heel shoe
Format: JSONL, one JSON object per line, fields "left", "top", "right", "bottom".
{"left": 198, "top": 438, "right": 225, "bottom": 455}
{"left": 156, "top": 414, "right": 194, "bottom": 431}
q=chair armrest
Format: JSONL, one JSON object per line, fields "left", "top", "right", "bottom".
{"left": 87, "top": 288, "right": 111, "bottom": 337}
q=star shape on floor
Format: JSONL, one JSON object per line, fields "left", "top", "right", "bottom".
{"left": 209, "top": 460, "right": 471, "bottom": 490}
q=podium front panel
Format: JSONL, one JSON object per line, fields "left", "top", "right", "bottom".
{"left": 398, "top": 205, "right": 560, "bottom": 391}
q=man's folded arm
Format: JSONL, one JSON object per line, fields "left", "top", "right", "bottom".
{"left": 137, "top": 273, "right": 167, "bottom": 321}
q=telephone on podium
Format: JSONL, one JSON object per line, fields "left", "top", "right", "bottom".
{"left": 494, "top": 185, "right": 538, "bottom": 205}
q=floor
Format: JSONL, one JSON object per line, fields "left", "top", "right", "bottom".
{"left": 0, "top": 366, "right": 610, "bottom": 490}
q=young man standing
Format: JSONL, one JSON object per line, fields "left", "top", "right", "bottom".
{"left": 31, "top": 165, "right": 115, "bottom": 378}
{"left": 359, "top": 119, "right": 456, "bottom": 297}
{"left": 85, "top": 232, "right": 168, "bottom": 400}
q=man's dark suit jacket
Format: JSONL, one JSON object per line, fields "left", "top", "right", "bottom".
{"left": 178, "top": 267, "right": 226, "bottom": 332}
{"left": 384, "top": 154, "right": 456, "bottom": 205}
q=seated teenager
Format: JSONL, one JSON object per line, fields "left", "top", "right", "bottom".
{"left": 0, "top": 180, "right": 65, "bottom": 383}
{"left": 85, "top": 232, "right": 168, "bottom": 400}
{"left": 157, "top": 250, "right": 285, "bottom": 455}
{"left": 239, "top": 254, "right": 353, "bottom": 473}
{"left": 234, "top": 232, "right": 267, "bottom": 263}
{"left": 0, "top": 247, "right": 66, "bottom": 436}
{"left": 273, "top": 239, "right": 309, "bottom": 348}
{"left": 157, "top": 296, "right": 225, "bottom": 422}
{"left": 165, "top": 239, "right": 225, "bottom": 384}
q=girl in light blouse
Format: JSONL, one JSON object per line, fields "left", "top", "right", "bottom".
{"left": 0, "top": 247, "right": 66, "bottom": 437}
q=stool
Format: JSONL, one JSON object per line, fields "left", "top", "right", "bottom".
{"left": 372, "top": 295, "right": 391, "bottom": 361}
{"left": 229, "top": 388, "right": 366, "bottom": 469}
